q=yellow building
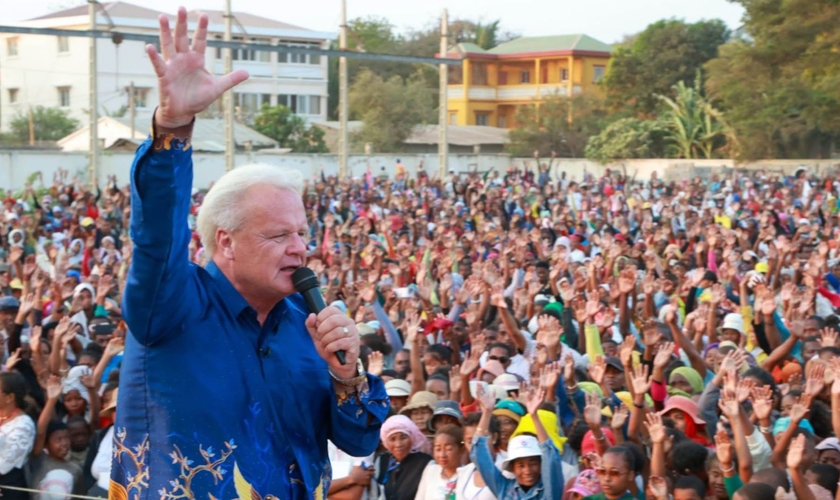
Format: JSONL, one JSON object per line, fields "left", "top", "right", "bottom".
{"left": 444, "top": 34, "right": 612, "bottom": 128}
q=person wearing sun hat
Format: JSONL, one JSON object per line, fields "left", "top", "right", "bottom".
{"left": 564, "top": 469, "right": 602, "bottom": 500}
{"left": 659, "top": 395, "right": 710, "bottom": 446}
{"left": 427, "top": 400, "right": 463, "bottom": 432}
{"left": 399, "top": 391, "right": 438, "bottom": 436}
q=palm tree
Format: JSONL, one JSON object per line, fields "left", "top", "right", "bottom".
{"left": 473, "top": 21, "right": 500, "bottom": 50}
{"left": 656, "top": 71, "right": 729, "bottom": 159}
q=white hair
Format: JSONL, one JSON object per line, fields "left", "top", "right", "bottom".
{"left": 196, "top": 164, "right": 304, "bottom": 254}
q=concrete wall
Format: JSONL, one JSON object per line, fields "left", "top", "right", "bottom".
{"left": 2, "top": 149, "right": 840, "bottom": 191}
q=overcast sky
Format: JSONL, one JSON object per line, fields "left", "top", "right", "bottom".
{"left": 7, "top": 0, "right": 745, "bottom": 44}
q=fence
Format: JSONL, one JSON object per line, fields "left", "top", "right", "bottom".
{"left": 1, "top": 149, "right": 838, "bottom": 190}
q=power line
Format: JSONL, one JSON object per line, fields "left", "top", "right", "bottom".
{"left": 0, "top": 25, "right": 462, "bottom": 67}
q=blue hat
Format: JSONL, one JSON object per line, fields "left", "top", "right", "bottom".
{"left": 0, "top": 296, "right": 20, "bottom": 312}
{"left": 429, "top": 400, "right": 463, "bottom": 431}
{"left": 773, "top": 416, "right": 814, "bottom": 436}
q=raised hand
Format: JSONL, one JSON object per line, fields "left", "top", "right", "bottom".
{"left": 631, "top": 363, "right": 651, "bottom": 396}
{"left": 750, "top": 386, "right": 773, "bottom": 422}
{"left": 17, "top": 292, "right": 37, "bottom": 317}
{"left": 618, "top": 335, "right": 635, "bottom": 368}
{"left": 644, "top": 412, "right": 667, "bottom": 444}
{"left": 588, "top": 355, "right": 607, "bottom": 386}
{"left": 819, "top": 327, "right": 839, "bottom": 348}
{"left": 539, "top": 362, "right": 561, "bottom": 390}
{"left": 460, "top": 348, "right": 481, "bottom": 377}
{"left": 714, "top": 430, "right": 733, "bottom": 466}
{"left": 804, "top": 363, "right": 826, "bottom": 399}
{"left": 611, "top": 403, "right": 630, "bottom": 430}
{"left": 582, "top": 391, "right": 603, "bottom": 428}
{"left": 653, "top": 341, "right": 674, "bottom": 369}
{"left": 649, "top": 476, "right": 669, "bottom": 500}
{"left": 403, "top": 310, "right": 422, "bottom": 346}
{"left": 718, "top": 389, "right": 740, "bottom": 417}
{"left": 735, "top": 377, "right": 755, "bottom": 404}
{"left": 476, "top": 383, "right": 495, "bottom": 412}
{"left": 787, "top": 433, "right": 806, "bottom": 470}
{"left": 3, "top": 349, "right": 22, "bottom": 372}
{"left": 643, "top": 319, "right": 662, "bottom": 347}
{"left": 147, "top": 8, "right": 249, "bottom": 128}
{"left": 46, "top": 375, "right": 63, "bottom": 400}
{"left": 524, "top": 386, "right": 546, "bottom": 416}
{"left": 104, "top": 337, "right": 125, "bottom": 358}
{"left": 789, "top": 401, "right": 809, "bottom": 423}
{"left": 367, "top": 351, "right": 384, "bottom": 376}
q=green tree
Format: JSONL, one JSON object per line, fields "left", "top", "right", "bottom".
{"left": 585, "top": 118, "right": 667, "bottom": 162}
{"left": 601, "top": 19, "right": 730, "bottom": 118}
{"left": 348, "top": 69, "right": 435, "bottom": 152}
{"left": 656, "top": 74, "right": 730, "bottom": 159}
{"left": 507, "top": 94, "right": 607, "bottom": 157}
{"left": 9, "top": 106, "right": 79, "bottom": 142}
{"left": 251, "top": 104, "right": 328, "bottom": 153}
{"left": 705, "top": 0, "right": 840, "bottom": 159}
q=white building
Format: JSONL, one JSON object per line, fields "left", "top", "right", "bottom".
{"left": 0, "top": 1, "right": 332, "bottom": 134}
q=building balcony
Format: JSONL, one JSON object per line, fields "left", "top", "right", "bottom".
{"left": 447, "top": 83, "right": 586, "bottom": 101}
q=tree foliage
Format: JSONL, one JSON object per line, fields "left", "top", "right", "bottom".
{"left": 348, "top": 69, "right": 436, "bottom": 152}
{"left": 601, "top": 19, "right": 730, "bottom": 118}
{"left": 328, "top": 16, "right": 514, "bottom": 119}
{"left": 251, "top": 104, "right": 328, "bottom": 153}
{"left": 507, "top": 94, "right": 607, "bottom": 158}
{"left": 585, "top": 118, "right": 667, "bottom": 163}
{"left": 704, "top": 0, "right": 840, "bottom": 159}
{"left": 656, "top": 73, "right": 730, "bottom": 159}
{"left": 9, "top": 106, "right": 79, "bottom": 143}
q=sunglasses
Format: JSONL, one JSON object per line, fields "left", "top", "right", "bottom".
{"left": 594, "top": 468, "right": 630, "bottom": 479}
{"left": 488, "top": 355, "right": 510, "bottom": 364}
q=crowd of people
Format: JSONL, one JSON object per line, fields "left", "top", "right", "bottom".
{"left": 2, "top": 161, "right": 840, "bottom": 500}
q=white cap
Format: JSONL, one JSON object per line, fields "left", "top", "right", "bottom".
{"left": 720, "top": 313, "right": 745, "bottom": 335}
{"left": 385, "top": 379, "right": 411, "bottom": 397}
{"left": 493, "top": 374, "right": 520, "bottom": 392}
{"left": 501, "top": 435, "right": 542, "bottom": 470}
{"left": 73, "top": 283, "right": 95, "bottom": 298}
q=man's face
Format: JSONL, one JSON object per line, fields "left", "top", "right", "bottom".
{"left": 426, "top": 379, "right": 449, "bottom": 401}
{"left": 394, "top": 351, "right": 410, "bottom": 373}
{"left": 604, "top": 365, "right": 623, "bottom": 392}
{"left": 818, "top": 449, "right": 840, "bottom": 470}
{"left": 488, "top": 346, "right": 511, "bottom": 369}
{"left": 673, "top": 489, "right": 703, "bottom": 500}
{"left": 77, "top": 290, "right": 93, "bottom": 312}
{"left": 0, "top": 309, "right": 16, "bottom": 332}
{"left": 220, "top": 186, "right": 307, "bottom": 301}
{"left": 535, "top": 267, "right": 548, "bottom": 284}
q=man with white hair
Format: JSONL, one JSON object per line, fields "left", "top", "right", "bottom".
{"left": 113, "top": 8, "right": 388, "bottom": 500}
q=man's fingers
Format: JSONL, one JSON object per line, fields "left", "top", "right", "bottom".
{"left": 146, "top": 45, "right": 167, "bottom": 77}
{"left": 191, "top": 13, "right": 209, "bottom": 55}
{"left": 322, "top": 336, "right": 357, "bottom": 357}
{"left": 305, "top": 313, "right": 318, "bottom": 334}
{"left": 214, "top": 69, "right": 250, "bottom": 96}
{"left": 316, "top": 315, "right": 350, "bottom": 339}
{"left": 158, "top": 15, "right": 175, "bottom": 60}
{"left": 173, "top": 7, "right": 189, "bottom": 53}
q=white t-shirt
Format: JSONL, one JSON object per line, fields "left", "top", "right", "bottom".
{"left": 454, "top": 463, "right": 497, "bottom": 500}
{"left": 415, "top": 462, "right": 459, "bottom": 500}
{"left": 328, "top": 441, "right": 375, "bottom": 500}
{"left": 91, "top": 426, "right": 114, "bottom": 491}
{"left": 0, "top": 413, "right": 35, "bottom": 475}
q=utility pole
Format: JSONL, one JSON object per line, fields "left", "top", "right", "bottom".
{"left": 129, "top": 81, "right": 135, "bottom": 140}
{"left": 337, "top": 0, "right": 348, "bottom": 180}
{"left": 88, "top": 0, "right": 98, "bottom": 189}
{"left": 27, "top": 106, "right": 34, "bottom": 146}
{"left": 438, "top": 9, "right": 448, "bottom": 179}
{"left": 223, "top": 0, "right": 234, "bottom": 171}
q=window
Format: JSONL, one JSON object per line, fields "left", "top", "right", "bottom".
{"left": 475, "top": 112, "right": 490, "bottom": 126}
{"left": 471, "top": 63, "right": 488, "bottom": 85}
{"left": 498, "top": 71, "right": 507, "bottom": 85}
{"left": 278, "top": 41, "right": 321, "bottom": 64}
{"left": 277, "top": 94, "right": 322, "bottom": 114}
{"left": 520, "top": 70, "right": 530, "bottom": 84}
{"left": 57, "top": 86, "right": 71, "bottom": 107}
{"left": 498, "top": 115, "right": 507, "bottom": 128}
{"left": 309, "top": 96, "right": 321, "bottom": 115}
{"left": 448, "top": 66, "right": 463, "bottom": 85}
{"left": 593, "top": 65, "right": 605, "bottom": 83}
{"left": 127, "top": 87, "right": 150, "bottom": 108}
{"left": 561, "top": 68, "right": 569, "bottom": 82}
{"left": 218, "top": 37, "right": 270, "bottom": 62}
{"left": 261, "top": 94, "right": 272, "bottom": 107}
{"left": 449, "top": 112, "right": 457, "bottom": 125}
{"left": 57, "top": 36, "right": 69, "bottom": 53}
{"left": 6, "top": 38, "right": 19, "bottom": 57}
{"left": 8, "top": 88, "right": 18, "bottom": 104}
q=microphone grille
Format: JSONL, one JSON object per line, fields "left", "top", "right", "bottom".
{"left": 292, "top": 266, "right": 319, "bottom": 292}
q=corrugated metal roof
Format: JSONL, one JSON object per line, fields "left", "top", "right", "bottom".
{"left": 111, "top": 116, "right": 278, "bottom": 151}
{"left": 30, "top": 2, "right": 164, "bottom": 21}
{"left": 189, "top": 10, "right": 308, "bottom": 32}
{"left": 488, "top": 34, "right": 612, "bottom": 55}
{"left": 403, "top": 125, "right": 509, "bottom": 146}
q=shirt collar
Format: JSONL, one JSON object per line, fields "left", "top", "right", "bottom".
{"left": 205, "top": 260, "right": 251, "bottom": 319}
{"left": 204, "top": 260, "right": 308, "bottom": 319}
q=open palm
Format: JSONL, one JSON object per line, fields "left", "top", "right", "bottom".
{"left": 148, "top": 8, "right": 249, "bottom": 127}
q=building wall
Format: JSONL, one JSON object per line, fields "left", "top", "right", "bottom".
{"left": 2, "top": 149, "right": 838, "bottom": 191}
{"left": 446, "top": 52, "right": 611, "bottom": 128}
{"left": 0, "top": 19, "right": 330, "bottom": 132}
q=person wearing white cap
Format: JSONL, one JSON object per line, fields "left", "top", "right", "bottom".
{"left": 385, "top": 379, "right": 411, "bottom": 413}
{"left": 469, "top": 385, "right": 563, "bottom": 500}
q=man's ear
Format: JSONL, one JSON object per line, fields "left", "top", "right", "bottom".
{"left": 216, "top": 228, "right": 234, "bottom": 260}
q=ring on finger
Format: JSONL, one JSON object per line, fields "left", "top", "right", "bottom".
{"left": 342, "top": 327, "right": 349, "bottom": 335}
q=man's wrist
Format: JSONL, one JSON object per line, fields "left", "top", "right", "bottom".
{"left": 152, "top": 107, "right": 195, "bottom": 152}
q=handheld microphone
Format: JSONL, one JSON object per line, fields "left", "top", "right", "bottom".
{"left": 292, "top": 266, "right": 347, "bottom": 365}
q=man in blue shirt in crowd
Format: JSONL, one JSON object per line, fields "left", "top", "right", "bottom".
{"left": 112, "top": 8, "right": 388, "bottom": 500}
